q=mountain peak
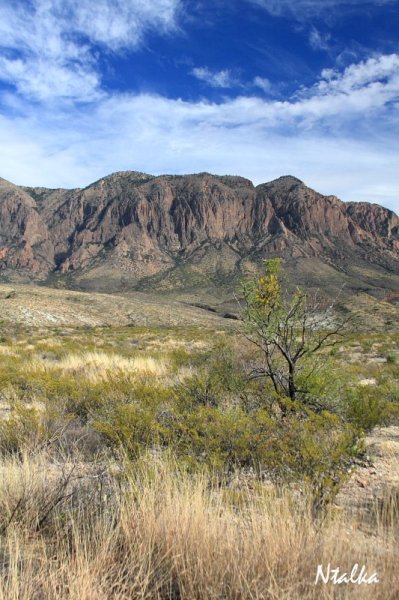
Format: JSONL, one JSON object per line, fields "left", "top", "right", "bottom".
{"left": 263, "top": 175, "right": 304, "bottom": 187}
{"left": 87, "top": 170, "right": 154, "bottom": 189}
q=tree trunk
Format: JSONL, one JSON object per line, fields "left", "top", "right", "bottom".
{"left": 288, "top": 362, "right": 296, "bottom": 401}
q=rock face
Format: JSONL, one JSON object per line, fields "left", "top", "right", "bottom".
{"left": 0, "top": 178, "right": 54, "bottom": 275}
{"left": 1, "top": 171, "right": 398, "bottom": 296}
{"left": 346, "top": 202, "right": 399, "bottom": 251}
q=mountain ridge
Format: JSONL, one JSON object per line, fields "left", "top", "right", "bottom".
{"left": 1, "top": 171, "right": 398, "bottom": 301}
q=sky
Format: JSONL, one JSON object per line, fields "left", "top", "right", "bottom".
{"left": 0, "top": 1, "right": 399, "bottom": 212}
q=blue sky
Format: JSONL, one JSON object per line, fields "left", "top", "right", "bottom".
{"left": 0, "top": 1, "right": 398, "bottom": 212}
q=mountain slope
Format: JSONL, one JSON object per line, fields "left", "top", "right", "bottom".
{"left": 1, "top": 171, "right": 398, "bottom": 300}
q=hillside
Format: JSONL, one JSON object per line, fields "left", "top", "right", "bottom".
{"left": 0, "top": 283, "right": 231, "bottom": 328}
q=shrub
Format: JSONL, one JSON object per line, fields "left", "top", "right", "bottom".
{"left": 94, "top": 403, "right": 161, "bottom": 457}
{"left": 345, "top": 386, "right": 387, "bottom": 431}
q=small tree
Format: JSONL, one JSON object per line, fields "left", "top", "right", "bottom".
{"left": 241, "top": 259, "right": 347, "bottom": 412}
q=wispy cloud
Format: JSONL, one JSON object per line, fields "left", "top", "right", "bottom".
{"left": 0, "top": 0, "right": 182, "bottom": 101}
{"left": 253, "top": 76, "right": 273, "bottom": 93}
{"left": 309, "top": 28, "right": 331, "bottom": 51}
{"left": 57, "top": 0, "right": 182, "bottom": 50}
{"left": 248, "top": 0, "right": 397, "bottom": 20}
{"left": 192, "top": 70, "right": 275, "bottom": 94}
{"left": 1, "top": 53, "right": 398, "bottom": 211}
{"left": 191, "top": 67, "right": 237, "bottom": 88}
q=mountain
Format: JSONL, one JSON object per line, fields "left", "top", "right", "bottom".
{"left": 0, "top": 171, "right": 398, "bottom": 302}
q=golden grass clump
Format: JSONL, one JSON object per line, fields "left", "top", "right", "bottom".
{"left": 0, "top": 346, "right": 17, "bottom": 356}
{"left": 27, "top": 351, "right": 170, "bottom": 383}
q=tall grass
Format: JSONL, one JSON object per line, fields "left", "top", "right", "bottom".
{"left": 0, "top": 452, "right": 397, "bottom": 599}
{"left": 28, "top": 351, "right": 170, "bottom": 383}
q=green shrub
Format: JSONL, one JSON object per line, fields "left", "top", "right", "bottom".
{"left": 345, "top": 386, "right": 387, "bottom": 431}
{"left": 174, "top": 341, "right": 247, "bottom": 411}
{"left": 94, "top": 403, "right": 161, "bottom": 457}
{"left": 167, "top": 406, "right": 255, "bottom": 472}
{"left": 92, "top": 382, "right": 175, "bottom": 456}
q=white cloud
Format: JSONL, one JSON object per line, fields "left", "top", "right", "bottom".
{"left": 318, "top": 54, "right": 399, "bottom": 92}
{"left": 191, "top": 67, "right": 237, "bottom": 88}
{"left": 0, "top": 52, "right": 399, "bottom": 212}
{"left": 274, "top": 53, "right": 399, "bottom": 126}
{"left": 0, "top": 0, "right": 181, "bottom": 101}
{"left": 0, "top": 56, "right": 102, "bottom": 103}
{"left": 1, "top": 94, "right": 398, "bottom": 212}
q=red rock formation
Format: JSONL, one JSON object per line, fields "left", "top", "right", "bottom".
{"left": 0, "top": 171, "right": 397, "bottom": 295}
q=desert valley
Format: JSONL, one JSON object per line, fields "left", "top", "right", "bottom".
{"left": 0, "top": 170, "right": 398, "bottom": 598}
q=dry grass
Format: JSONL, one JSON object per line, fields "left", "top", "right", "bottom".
{"left": 0, "top": 347, "right": 16, "bottom": 357}
{"left": 28, "top": 351, "right": 170, "bottom": 383}
{"left": 147, "top": 338, "right": 208, "bottom": 351}
{"left": 0, "top": 452, "right": 397, "bottom": 599}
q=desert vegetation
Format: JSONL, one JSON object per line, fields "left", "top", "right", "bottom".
{"left": 0, "top": 265, "right": 398, "bottom": 598}
{"left": 0, "top": 451, "right": 398, "bottom": 600}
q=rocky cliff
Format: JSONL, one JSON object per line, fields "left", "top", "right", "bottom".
{"left": 0, "top": 178, "right": 54, "bottom": 274}
{"left": 1, "top": 171, "right": 398, "bottom": 299}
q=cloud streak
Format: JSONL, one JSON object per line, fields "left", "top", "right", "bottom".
{"left": 248, "top": 0, "right": 397, "bottom": 20}
{"left": 253, "top": 76, "right": 273, "bottom": 93}
{"left": 309, "top": 28, "right": 331, "bottom": 51}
